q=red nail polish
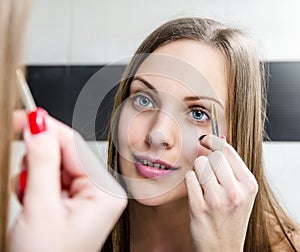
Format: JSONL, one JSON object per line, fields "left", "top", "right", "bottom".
{"left": 19, "top": 169, "right": 27, "bottom": 203}
{"left": 28, "top": 107, "right": 47, "bottom": 134}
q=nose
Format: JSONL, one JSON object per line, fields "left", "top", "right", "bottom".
{"left": 145, "top": 112, "right": 176, "bottom": 149}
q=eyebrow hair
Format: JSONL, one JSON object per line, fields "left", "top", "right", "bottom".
{"left": 133, "top": 76, "right": 224, "bottom": 109}
{"left": 132, "top": 76, "right": 158, "bottom": 94}
{"left": 184, "top": 96, "right": 224, "bottom": 109}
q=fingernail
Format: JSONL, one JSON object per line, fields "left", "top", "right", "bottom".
{"left": 18, "top": 169, "right": 27, "bottom": 204}
{"left": 198, "top": 135, "right": 206, "bottom": 141}
{"left": 28, "top": 107, "right": 47, "bottom": 134}
{"left": 220, "top": 135, "right": 227, "bottom": 142}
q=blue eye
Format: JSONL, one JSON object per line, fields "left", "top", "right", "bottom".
{"left": 134, "top": 94, "right": 154, "bottom": 108}
{"left": 189, "top": 109, "right": 209, "bottom": 122}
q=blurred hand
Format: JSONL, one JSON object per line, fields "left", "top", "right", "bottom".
{"left": 10, "top": 110, "right": 127, "bottom": 252}
{"left": 185, "top": 135, "right": 258, "bottom": 252}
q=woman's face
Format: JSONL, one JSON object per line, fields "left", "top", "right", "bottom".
{"left": 117, "top": 39, "right": 227, "bottom": 206}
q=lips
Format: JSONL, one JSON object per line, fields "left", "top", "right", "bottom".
{"left": 133, "top": 154, "right": 179, "bottom": 178}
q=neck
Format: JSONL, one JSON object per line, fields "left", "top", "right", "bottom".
{"left": 129, "top": 197, "right": 193, "bottom": 251}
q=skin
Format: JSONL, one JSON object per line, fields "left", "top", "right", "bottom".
{"left": 10, "top": 111, "right": 127, "bottom": 252}
{"left": 117, "top": 40, "right": 258, "bottom": 251}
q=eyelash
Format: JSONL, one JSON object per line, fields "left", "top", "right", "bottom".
{"left": 130, "top": 92, "right": 210, "bottom": 124}
{"left": 131, "top": 93, "right": 156, "bottom": 110}
{"left": 187, "top": 106, "right": 210, "bottom": 124}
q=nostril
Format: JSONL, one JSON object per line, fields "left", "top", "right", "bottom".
{"left": 146, "top": 130, "right": 169, "bottom": 147}
{"left": 162, "top": 142, "right": 168, "bottom": 147}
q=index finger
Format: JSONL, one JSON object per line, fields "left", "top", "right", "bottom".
{"left": 200, "top": 135, "right": 254, "bottom": 181}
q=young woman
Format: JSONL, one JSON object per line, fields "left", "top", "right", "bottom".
{"left": 103, "top": 17, "right": 300, "bottom": 251}
{"left": 0, "top": 1, "right": 126, "bottom": 251}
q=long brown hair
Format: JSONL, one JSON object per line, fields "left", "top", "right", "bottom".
{"left": 103, "top": 17, "right": 299, "bottom": 251}
{"left": 0, "top": 0, "right": 30, "bottom": 250}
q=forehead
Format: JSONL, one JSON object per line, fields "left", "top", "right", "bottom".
{"left": 134, "top": 40, "right": 227, "bottom": 105}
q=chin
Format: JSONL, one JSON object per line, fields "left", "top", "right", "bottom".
{"left": 128, "top": 181, "right": 188, "bottom": 207}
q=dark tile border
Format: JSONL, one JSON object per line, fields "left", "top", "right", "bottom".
{"left": 26, "top": 62, "right": 300, "bottom": 141}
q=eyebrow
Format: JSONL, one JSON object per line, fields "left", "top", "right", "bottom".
{"left": 132, "top": 77, "right": 158, "bottom": 94}
{"left": 133, "top": 76, "right": 224, "bottom": 109}
{"left": 184, "top": 96, "right": 224, "bottom": 109}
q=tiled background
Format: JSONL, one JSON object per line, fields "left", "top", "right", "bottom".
{"left": 25, "top": 0, "right": 300, "bottom": 64}
{"left": 26, "top": 62, "right": 300, "bottom": 141}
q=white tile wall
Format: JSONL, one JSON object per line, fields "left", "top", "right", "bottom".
{"left": 224, "top": 0, "right": 300, "bottom": 61}
{"left": 9, "top": 141, "right": 300, "bottom": 228}
{"left": 263, "top": 142, "right": 300, "bottom": 222}
{"left": 70, "top": 0, "right": 227, "bottom": 64}
{"left": 24, "top": 0, "right": 71, "bottom": 64}
{"left": 24, "top": 0, "right": 300, "bottom": 64}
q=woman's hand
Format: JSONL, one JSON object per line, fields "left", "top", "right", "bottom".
{"left": 10, "top": 111, "right": 127, "bottom": 252}
{"left": 185, "top": 135, "right": 258, "bottom": 252}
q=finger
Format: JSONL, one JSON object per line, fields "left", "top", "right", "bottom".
{"left": 69, "top": 176, "right": 96, "bottom": 199}
{"left": 48, "top": 117, "right": 87, "bottom": 178}
{"left": 13, "top": 110, "right": 27, "bottom": 135}
{"left": 23, "top": 116, "right": 61, "bottom": 209}
{"left": 194, "top": 156, "right": 219, "bottom": 188}
{"left": 185, "top": 170, "right": 205, "bottom": 216}
{"left": 66, "top": 174, "right": 127, "bottom": 213}
{"left": 226, "top": 154, "right": 257, "bottom": 184}
{"left": 201, "top": 135, "right": 253, "bottom": 181}
{"left": 199, "top": 134, "right": 226, "bottom": 152}
{"left": 208, "top": 151, "right": 237, "bottom": 188}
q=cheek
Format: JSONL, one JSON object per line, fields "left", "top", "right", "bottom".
{"left": 118, "top": 108, "right": 148, "bottom": 150}
{"left": 176, "top": 120, "right": 198, "bottom": 165}
{"left": 128, "top": 117, "right": 146, "bottom": 143}
{"left": 181, "top": 136, "right": 198, "bottom": 164}
{"left": 179, "top": 121, "right": 211, "bottom": 164}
